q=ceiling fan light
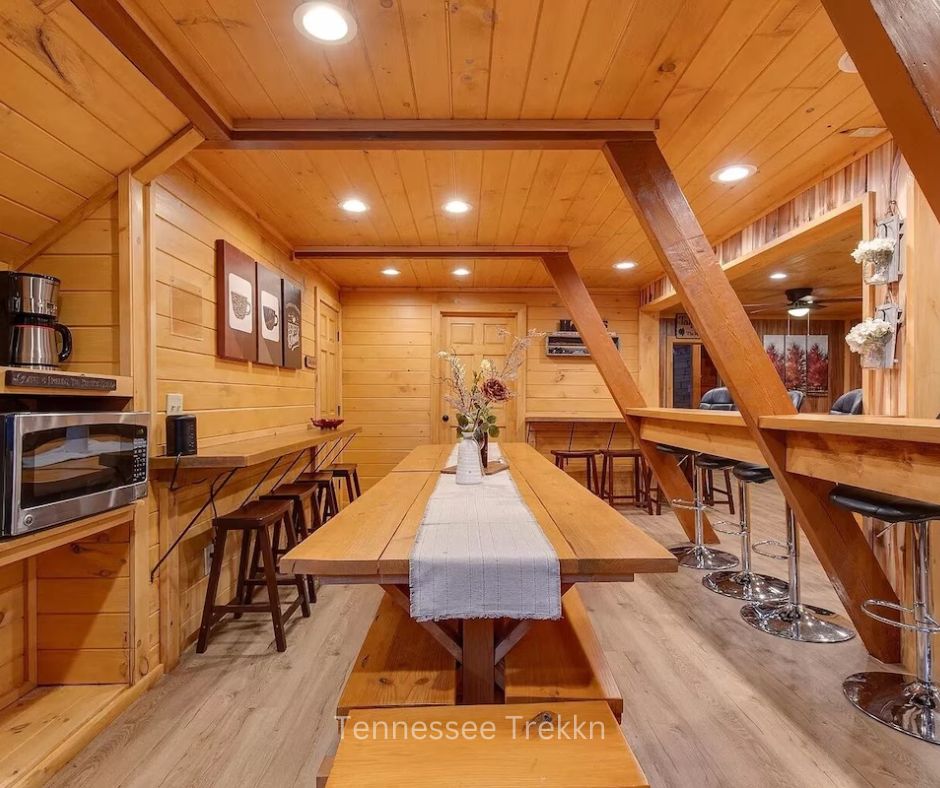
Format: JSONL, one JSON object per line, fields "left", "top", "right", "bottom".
{"left": 788, "top": 306, "right": 811, "bottom": 318}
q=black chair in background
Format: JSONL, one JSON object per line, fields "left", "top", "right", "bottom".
{"left": 698, "top": 386, "right": 736, "bottom": 512}
{"left": 830, "top": 388, "right": 863, "bottom": 415}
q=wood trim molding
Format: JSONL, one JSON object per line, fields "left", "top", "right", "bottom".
{"left": 71, "top": 0, "right": 229, "bottom": 140}
{"left": 541, "top": 251, "right": 717, "bottom": 545}
{"left": 821, "top": 0, "right": 940, "bottom": 221}
{"left": 604, "top": 138, "right": 900, "bottom": 663}
{"left": 206, "top": 120, "right": 657, "bottom": 151}
{"left": 295, "top": 246, "right": 567, "bottom": 259}
{"left": 132, "top": 126, "right": 205, "bottom": 184}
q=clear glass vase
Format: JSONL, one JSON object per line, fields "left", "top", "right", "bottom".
{"left": 860, "top": 340, "right": 891, "bottom": 369}
{"left": 455, "top": 431, "right": 484, "bottom": 485}
{"left": 863, "top": 251, "right": 893, "bottom": 285}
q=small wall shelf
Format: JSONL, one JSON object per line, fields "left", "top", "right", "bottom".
{"left": 0, "top": 367, "right": 133, "bottom": 398}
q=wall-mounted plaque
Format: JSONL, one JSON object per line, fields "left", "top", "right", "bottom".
{"left": 215, "top": 240, "right": 257, "bottom": 362}
{"left": 256, "top": 264, "right": 283, "bottom": 366}
{"left": 282, "top": 278, "right": 302, "bottom": 369}
{"left": 674, "top": 313, "right": 699, "bottom": 339}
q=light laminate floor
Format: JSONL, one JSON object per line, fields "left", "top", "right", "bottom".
{"left": 51, "top": 483, "right": 940, "bottom": 787}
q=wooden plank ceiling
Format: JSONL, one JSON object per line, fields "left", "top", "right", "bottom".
{"left": 130, "top": 0, "right": 888, "bottom": 289}
{"left": 0, "top": 0, "right": 187, "bottom": 263}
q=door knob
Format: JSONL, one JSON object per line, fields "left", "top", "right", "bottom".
{"left": 442, "top": 414, "right": 449, "bottom": 422}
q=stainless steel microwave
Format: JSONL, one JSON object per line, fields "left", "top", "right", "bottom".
{"left": 0, "top": 412, "right": 149, "bottom": 537}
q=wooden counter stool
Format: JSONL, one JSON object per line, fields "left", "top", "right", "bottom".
{"left": 657, "top": 445, "right": 738, "bottom": 571}
{"left": 702, "top": 462, "right": 789, "bottom": 601}
{"left": 830, "top": 485, "right": 940, "bottom": 744}
{"left": 298, "top": 469, "right": 340, "bottom": 522}
{"left": 327, "top": 463, "right": 362, "bottom": 506}
{"left": 551, "top": 449, "right": 600, "bottom": 494}
{"left": 261, "top": 482, "right": 321, "bottom": 601}
{"left": 197, "top": 499, "right": 310, "bottom": 654}
{"left": 599, "top": 448, "right": 645, "bottom": 508}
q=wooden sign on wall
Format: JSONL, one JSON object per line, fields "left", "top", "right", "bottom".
{"left": 215, "top": 240, "right": 257, "bottom": 362}
{"left": 282, "top": 278, "right": 302, "bottom": 369}
{"left": 256, "top": 264, "right": 283, "bottom": 366}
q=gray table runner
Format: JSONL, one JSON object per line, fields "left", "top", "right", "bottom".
{"left": 409, "top": 444, "right": 562, "bottom": 622}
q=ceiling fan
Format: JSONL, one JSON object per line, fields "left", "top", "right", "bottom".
{"left": 742, "top": 287, "right": 862, "bottom": 317}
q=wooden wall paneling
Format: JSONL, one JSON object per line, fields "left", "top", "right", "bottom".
{"left": 541, "top": 252, "right": 717, "bottom": 544}
{"left": 0, "top": 562, "right": 30, "bottom": 709}
{"left": 821, "top": 0, "right": 940, "bottom": 221}
{"left": 605, "top": 138, "right": 900, "bottom": 662}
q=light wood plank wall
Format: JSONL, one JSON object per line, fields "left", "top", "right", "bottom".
{"left": 151, "top": 163, "right": 338, "bottom": 650}
{"left": 18, "top": 197, "right": 121, "bottom": 375}
{"left": 0, "top": 562, "right": 26, "bottom": 704}
{"left": 340, "top": 289, "right": 639, "bottom": 492}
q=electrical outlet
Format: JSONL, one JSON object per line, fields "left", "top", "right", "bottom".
{"left": 203, "top": 544, "right": 213, "bottom": 577}
{"left": 166, "top": 393, "right": 183, "bottom": 415}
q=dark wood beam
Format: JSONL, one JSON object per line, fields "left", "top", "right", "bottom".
{"left": 294, "top": 246, "right": 567, "bottom": 259}
{"left": 204, "top": 120, "right": 657, "bottom": 151}
{"left": 822, "top": 0, "right": 940, "bottom": 220}
{"left": 541, "top": 252, "right": 718, "bottom": 545}
{"left": 604, "top": 138, "right": 900, "bottom": 663}
{"left": 71, "top": 0, "right": 230, "bottom": 141}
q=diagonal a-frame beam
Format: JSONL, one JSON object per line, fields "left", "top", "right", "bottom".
{"left": 821, "top": 0, "right": 940, "bottom": 222}
{"left": 542, "top": 252, "right": 717, "bottom": 545}
{"left": 604, "top": 138, "right": 900, "bottom": 662}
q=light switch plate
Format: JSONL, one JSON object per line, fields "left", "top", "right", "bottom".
{"left": 166, "top": 393, "right": 184, "bottom": 415}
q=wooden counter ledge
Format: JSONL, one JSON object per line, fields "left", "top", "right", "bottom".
{"left": 149, "top": 425, "right": 361, "bottom": 470}
{"left": 760, "top": 413, "right": 940, "bottom": 444}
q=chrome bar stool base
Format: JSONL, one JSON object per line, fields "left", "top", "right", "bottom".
{"left": 741, "top": 601, "right": 855, "bottom": 643}
{"left": 843, "top": 672, "right": 940, "bottom": 745}
{"left": 668, "top": 543, "right": 738, "bottom": 571}
{"left": 703, "top": 570, "right": 789, "bottom": 602}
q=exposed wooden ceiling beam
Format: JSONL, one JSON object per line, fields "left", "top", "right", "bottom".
{"left": 204, "top": 120, "right": 657, "bottom": 151}
{"left": 822, "top": 0, "right": 940, "bottom": 220}
{"left": 294, "top": 246, "right": 568, "bottom": 259}
{"left": 604, "top": 137, "right": 900, "bottom": 664}
{"left": 71, "top": 0, "right": 229, "bottom": 141}
{"left": 541, "top": 251, "right": 718, "bottom": 546}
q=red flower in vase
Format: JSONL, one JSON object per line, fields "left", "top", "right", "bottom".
{"left": 481, "top": 377, "right": 510, "bottom": 402}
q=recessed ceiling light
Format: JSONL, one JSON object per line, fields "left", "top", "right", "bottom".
{"left": 443, "top": 199, "right": 471, "bottom": 215}
{"left": 452, "top": 267, "right": 471, "bottom": 277}
{"left": 293, "top": 2, "right": 357, "bottom": 44}
{"left": 711, "top": 164, "right": 757, "bottom": 183}
{"left": 613, "top": 260, "right": 637, "bottom": 270}
{"left": 838, "top": 52, "right": 858, "bottom": 74}
{"left": 769, "top": 272, "right": 788, "bottom": 280}
{"left": 788, "top": 306, "right": 811, "bottom": 318}
{"left": 381, "top": 267, "right": 400, "bottom": 277}
{"left": 339, "top": 198, "right": 368, "bottom": 213}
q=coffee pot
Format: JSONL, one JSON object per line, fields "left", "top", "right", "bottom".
{"left": 0, "top": 271, "right": 73, "bottom": 369}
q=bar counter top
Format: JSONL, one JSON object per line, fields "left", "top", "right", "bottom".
{"left": 149, "top": 424, "right": 361, "bottom": 470}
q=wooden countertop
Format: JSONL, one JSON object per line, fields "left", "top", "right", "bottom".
{"left": 525, "top": 414, "right": 623, "bottom": 423}
{"left": 760, "top": 413, "right": 940, "bottom": 444}
{"left": 149, "top": 425, "right": 361, "bottom": 470}
{"left": 626, "top": 407, "right": 747, "bottom": 426}
{"left": 282, "top": 442, "right": 677, "bottom": 581}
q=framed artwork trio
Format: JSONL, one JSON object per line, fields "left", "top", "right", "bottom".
{"left": 215, "top": 239, "right": 303, "bottom": 368}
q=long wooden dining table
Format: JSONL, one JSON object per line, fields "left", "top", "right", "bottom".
{"left": 281, "top": 442, "right": 677, "bottom": 704}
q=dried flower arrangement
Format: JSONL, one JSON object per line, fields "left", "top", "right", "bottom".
{"left": 438, "top": 328, "right": 543, "bottom": 440}
{"left": 851, "top": 237, "right": 896, "bottom": 284}
{"left": 845, "top": 317, "right": 894, "bottom": 354}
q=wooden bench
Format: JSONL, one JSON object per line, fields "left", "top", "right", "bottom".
{"left": 503, "top": 587, "right": 623, "bottom": 720}
{"left": 320, "top": 701, "right": 649, "bottom": 786}
{"left": 336, "top": 594, "right": 457, "bottom": 717}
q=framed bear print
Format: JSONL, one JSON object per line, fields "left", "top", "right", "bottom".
{"left": 282, "top": 278, "right": 302, "bottom": 369}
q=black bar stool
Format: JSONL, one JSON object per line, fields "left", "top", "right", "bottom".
{"left": 599, "top": 448, "right": 645, "bottom": 508}
{"left": 657, "top": 444, "right": 738, "bottom": 570}
{"left": 327, "top": 462, "right": 362, "bottom": 505}
{"left": 197, "top": 499, "right": 310, "bottom": 654}
{"left": 298, "top": 469, "right": 340, "bottom": 522}
{"left": 830, "top": 484, "right": 940, "bottom": 744}
{"left": 551, "top": 449, "right": 600, "bottom": 495}
{"left": 742, "top": 505, "right": 854, "bottom": 643}
{"left": 703, "top": 462, "right": 789, "bottom": 601}
{"left": 261, "top": 481, "right": 321, "bottom": 601}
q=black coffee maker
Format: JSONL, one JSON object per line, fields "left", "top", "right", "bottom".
{"left": 0, "top": 271, "right": 72, "bottom": 368}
